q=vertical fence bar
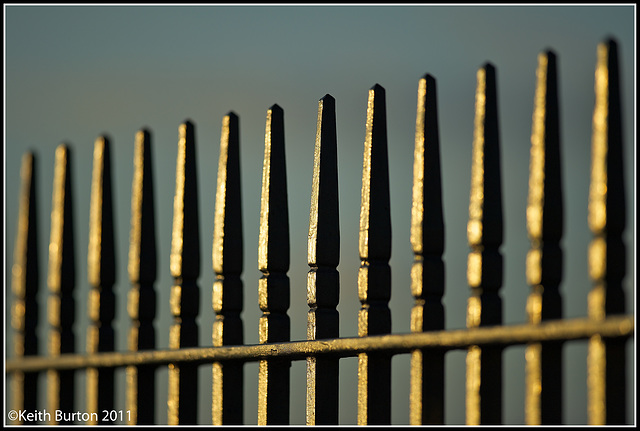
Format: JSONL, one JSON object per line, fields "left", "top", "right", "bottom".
{"left": 409, "top": 75, "right": 446, "bottom": 425}
{"left": 47, "top": 144, "right": 76, "bottom": 424}
{"left": 168, "top": 120, "right": 201, "bottom": 425}
{"left": 126, "top": 129, "right": 157, "bottom": 424}
{"left": 257, "top": 104, "right": 291, "bottom": 425}
{"left": 211, "top": 112, "right": 244, "bottom": 425}
{"left": 86, "top": 136, "right": 117, "bottom": 424}
{"left": 525, "top": 50, "right": 564, "bottom": 425}
{"left": 587, "top": 38, "right": 627, "bottom": 425}
{"left": 357, "top": 84, "right": 392, "bottom": 425}
{"left": 10, "top": 152, "right": 39, "bottom": 423}
{"left": 465, "top": 64, "right": 504, "bottom": 425}
{"left": 306, "top": 94, "right": 340, "bottom": 425}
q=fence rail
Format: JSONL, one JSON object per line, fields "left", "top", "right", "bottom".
{"left": 6, "top": 37, "right": 633, "bottom": 425}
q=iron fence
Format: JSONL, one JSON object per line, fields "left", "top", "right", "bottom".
{"left": 5, "top": 37, "right": 634, "bottom": 425}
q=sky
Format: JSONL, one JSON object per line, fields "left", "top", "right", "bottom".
{"left": 4, "top": 4, "right": 636, "bottom": 425}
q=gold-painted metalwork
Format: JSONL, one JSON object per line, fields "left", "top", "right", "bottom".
{"left": 257, "top": 104, "right": 291, "bottom": 425}
{"left": 10, "top": 152, "right": 39, "bottom": 423}
{"left": 211, "top": 112, "right": 244, "bottom": 425}
{"left": 306, "top": 95, "right": 340, "bottom": 425}
{"left": 466, "top": 64, "right": 503, "bottom": 425}
{"left": 5, "top": 40, "right": 635, "bottom": 426}
{"left": 6, "top": 315, "right": 633, "bottom": 374}
{"left": 357, "top": 84, "right": 391, "bottom": 425}
{"left": 168, "top": 120, "right": 200, "bottom": 425}
{"left": 587, "top": 38, "right": 627, "bottom": 425}
{"left": 86, "top": 135, "right": 116, "bottom": 424}
{"left": 126, "top": 129, "right": 157, "bottom": 424}
{"left": 409, "top": 74, "right": 445, "bottom": 425}
{"left": 524, "top": 50, "right": 564, "bottom": 425}
{"left": 47, "top": 144, "right": 76, "bottom": 424}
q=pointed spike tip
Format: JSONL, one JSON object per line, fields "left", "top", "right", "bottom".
{"left": 481, "top": 62, "right": 496, "bottom": 72}
{"left": 320, "top": 94, "right": 335, "bottom": 103}
{"left": 136, "top": 128, "right": 151, "bottom": 142}
{"left": 421, "top": 73, "right": 436, "bottom": 82}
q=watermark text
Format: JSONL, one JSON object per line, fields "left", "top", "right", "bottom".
{"left": 8, "top": 409, "right": 131, "bottom": 424}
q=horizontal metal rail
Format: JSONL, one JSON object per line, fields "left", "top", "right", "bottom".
{"left": 6, "top": 315, "right": 633, "bottom": 373}
{"left": 6, "top": 37, "right": 633, "bottom": 425}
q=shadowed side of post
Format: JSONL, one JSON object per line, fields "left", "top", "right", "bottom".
{"left": 306, "top": 95, "right": 340, "bottom": 425}
{"left": 357, "top": 84, "right": 392, "bottom": 425}
{"left": 211, "top": 113, "right": 244, "bottom": 425}
{"left": 587, "top": 38, "right": 627, "bottom": 426}
{"left": 86, "top": 135, "right": 117, "bottom": 424}
{"left": 47, "top": 144, "right": 76, "bottom": 424}
{"left": 525, "top": 50, "right": 564, "bottom": 425}
{"left": 167, "top": 121, "right": 201, "bottom": 425}
{"left": 126, "top": 129, "right": 158, "bottom": 424}
{"left": 465, "top": 64, "right": 504, "bottom": 425}
{"left": 409, "top": 75, "right": 446, "bottom": 425}
{"left": 11, "top": 152, "right": 40, "bottom": 423}
{"left": 257, "top": 105, "right": 291, "bottom": 425}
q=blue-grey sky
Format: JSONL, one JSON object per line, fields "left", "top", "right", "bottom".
{"left": 4, "top": 4, "right": 635, "bottom": 425}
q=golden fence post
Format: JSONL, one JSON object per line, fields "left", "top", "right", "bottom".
{"left": 5, "top": 40, "right": 633, "bottom": 429}
{"left": 466, "top": 64, "right": 504, "bottom": 425}
{"left": 10, "top": 152, "right": 39, "bottom": 423}
{"left": 86, "top": 136, "right": 117, "bottom": 424}
{"left": 212, "top": 112, "right": 244, "bottom": 425}
{"left": 47, "top": 144, "right": 76, "bottom": 424}
{"left": 126, "top": 129, "right": 158, "bottom": 424}
{"left": 525, "top": 50, "right": 564, "bottom": 425}
{"left": 306, "top": 94, "right": 340, "bottom": 425}
{"left": 168, "top": 120, "right": 201, "bottom": 425}
{"left": 257, "top": 104, "right": 291, "bottom": 425}
{"left": 587, "top": 38, "right": 627, "bottom": 425}
{"left": 409, "top": 74, "right": 445, "bottom": 425}
{"left": 357, "top": 84, "right": 392, "bottom": 425}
